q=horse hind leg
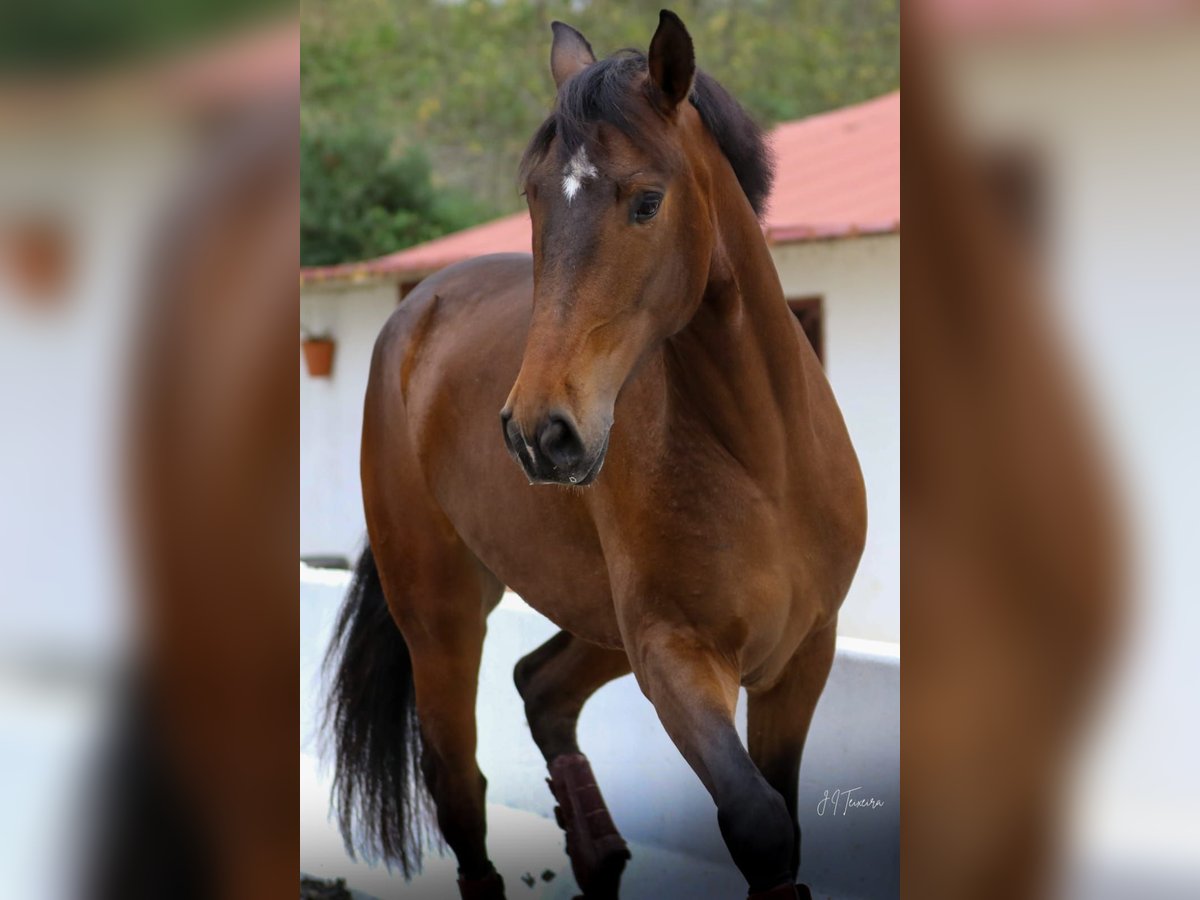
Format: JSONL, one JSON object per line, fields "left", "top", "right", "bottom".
{"left": 378, "top": 541, "right": 508, "bottom": 899}
{"left": 513, "top": 631, "right": 632, "bottom": 898}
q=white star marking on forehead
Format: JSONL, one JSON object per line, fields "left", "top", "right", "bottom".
{"left": 562, "top": 147, "right": 598, "bottom": 203}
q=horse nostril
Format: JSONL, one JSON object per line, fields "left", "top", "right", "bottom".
{"left": 500, "top": 408, "right": 521, "bottom": 455}
{"left": 538, "top": 414, "right": 585, "bottom": 470}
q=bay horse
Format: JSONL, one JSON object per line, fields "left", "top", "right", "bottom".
{"left": 326, "top": 11, "right": 865, "bottom": 900}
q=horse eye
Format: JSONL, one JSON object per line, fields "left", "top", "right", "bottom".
{"left": 633, "top": 192, "right": 662, "bottom": 223}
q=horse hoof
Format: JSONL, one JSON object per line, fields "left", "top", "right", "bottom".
{"left": 577, "top": 840, "right": 630, "bottom": 898}
{"left": 747, "top": 882, "right": 805, "bottom": 899}
{"left": 457, "top": 868, "right": 506, "bottom": 900}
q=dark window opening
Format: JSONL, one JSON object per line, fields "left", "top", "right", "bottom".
{"left": 979, "top": 143, "right": 1046, "bottom": 252}
{"left": 398, "top": 280, "right": 420, "bottom": 302}
{"left": 787, "top": 296, "right": 824, "bottom": 365}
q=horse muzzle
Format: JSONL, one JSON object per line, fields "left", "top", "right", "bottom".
{"left": 499, "top": 407, "right": 609, "bottom": 486}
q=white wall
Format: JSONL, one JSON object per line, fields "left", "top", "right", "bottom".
{"left": 300, "top": 234, "right": 900, "bottom": 643}
{"left": 300, "top": 282, "right": 398, "bottom": 559}
{"left": 772, "top": 235, "right": 901, "bottom": 643}
{"left": 1, "top": 122, "right": 186, "bottom": 661}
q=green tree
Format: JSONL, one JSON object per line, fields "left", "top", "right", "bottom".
{"left": 301, "top": 124, "right": 493, "bottom": 266}
{"left": 301, "top": 0, "right": 899, "bottom": 263}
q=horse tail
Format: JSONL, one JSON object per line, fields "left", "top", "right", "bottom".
{"left": 324, "top": 543, "right": 430, "bottom": 876}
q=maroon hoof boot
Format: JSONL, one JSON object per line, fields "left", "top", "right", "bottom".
{"left": 457, "top": 867, "right": 505, "bottom": 900}
{"left": 747, "top": 883, "right": 801, "bottom": 900}
{"left": 546, "top": 753, "right": 630, "bottom": 897}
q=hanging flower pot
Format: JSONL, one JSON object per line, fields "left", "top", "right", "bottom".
{"left": 302, "top": 335, "right": 335, "bottom": 377}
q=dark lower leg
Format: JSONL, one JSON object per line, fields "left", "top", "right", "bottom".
{"left": 632, "top": 633, "right": 797, "bottom": 895}
{"left": 747, "top": 626, "right": 837, "bottom": 889}
{"left": 456, "top": 868, "right": 505, "bottom": 900}
{"left": 708, "top": 733, "right": 797, "bottom": 893}
{"left": 756, "top": 757, "right": 801, "bottom": 877}
{"left": 419, "top": 727, "right": 506, "bottom": 900}
{"left": 420, "top": 749, "right": 493, "bottom": 880}
{"left": 410, "top": 623, "right": 504, "bottom": 898}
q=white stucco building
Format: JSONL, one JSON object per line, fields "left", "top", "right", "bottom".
{"left": 300, "top": 92, "right": 900, "bottom": 643}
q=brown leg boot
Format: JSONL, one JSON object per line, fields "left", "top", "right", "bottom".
{"left": 546, "top": 753, "right": 630, "bottom": 897}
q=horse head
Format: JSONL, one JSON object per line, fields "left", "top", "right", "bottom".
{"left": 501, "top": 12, "right": 733, "bottom": 486}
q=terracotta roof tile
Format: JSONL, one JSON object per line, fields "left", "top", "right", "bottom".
{"left": 302, "top": 91, "right": 899, "bottom": 285}
{"left": 923, "top": 0, "right": 1198, "bottom": 38}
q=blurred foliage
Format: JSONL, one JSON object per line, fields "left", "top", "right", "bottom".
{"left": 0, "top": 0, "right": 291, "bottom": 70}
{"left": 301, "top": 124, "right": 491, "bottom": 266}
{"left": 302, "top": 0, "right": 898, "bottom": 263}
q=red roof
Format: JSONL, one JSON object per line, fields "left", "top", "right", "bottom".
{"left": 762, "top": 91, "right": 899, "bottom": 243}
{"left": 924, "top": 0, "right": 1199, "bottom": 38}
{"left": 302, "top": 91, "right": 900, "bottom": 286}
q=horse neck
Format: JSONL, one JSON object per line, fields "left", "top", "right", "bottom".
{"left": 660, "top": 176, "right": 810, "bottom": 484}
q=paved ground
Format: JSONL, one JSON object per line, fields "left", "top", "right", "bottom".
{"left": 300, "top": 752, "right": 750, "bottom": 900}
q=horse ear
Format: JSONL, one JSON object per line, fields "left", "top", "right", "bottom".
{"left": 647, "top": 10, "right": 695, "bottom": 113}
{"left": 550, "top": 21, "right": 596, "bottom": 89}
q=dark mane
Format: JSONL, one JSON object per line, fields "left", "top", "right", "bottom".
{"left": 520, "top": 50, "right": 775, "bottom": 217}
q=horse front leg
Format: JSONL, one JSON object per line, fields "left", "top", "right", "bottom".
{"left": 628, "top": 624, "right": 799, "bottom": 899}
{"left": 514, "top": 631, "right": 632, "bottom": 897}
{"left": 747, "top": 624, "right": 837, "bottom": 896}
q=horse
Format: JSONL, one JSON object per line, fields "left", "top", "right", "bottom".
{"left": 900, "top": 23, "right": 1121, "bottom": 899}
{"left": 326, "top": 12, "right": 866, "bottom": 900}
{"left": 98, "top": 86, "right": 300, "bottom": 900}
